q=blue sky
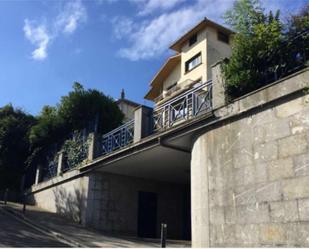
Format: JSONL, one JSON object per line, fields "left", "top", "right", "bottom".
{"left": 0, "top": 0, "right": 307, "bottom": 115}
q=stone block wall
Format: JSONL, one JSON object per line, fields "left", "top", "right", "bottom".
{"left": 192, "top": 91, "right": 309, "bottom": 247}
{"left": 85, "top": 172, "right": 189, "bottom": 239}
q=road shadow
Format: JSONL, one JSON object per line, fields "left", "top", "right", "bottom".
{"left": 0, "top": 207, "right": 70, "bottom": 247}
{"left": 5, "top": 203, "right": 190, "bottom": 248}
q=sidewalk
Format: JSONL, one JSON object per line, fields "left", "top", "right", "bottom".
{"left": 1, "top": 202, "right": 190, "bottom": 248}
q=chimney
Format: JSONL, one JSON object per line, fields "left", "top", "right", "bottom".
{"left": 121, "top": 89, "right": 125, "bottom": 99}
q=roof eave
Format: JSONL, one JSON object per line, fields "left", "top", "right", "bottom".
{"left": 169, "top": 17, "right": 235, "bottom": 52}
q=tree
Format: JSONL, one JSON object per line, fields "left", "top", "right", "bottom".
{"left": 58, "top": 82, "right": 124, "bottom": 134}
{"left": 222, "top": 1, "right": 309, "bottom": 100}
{"left": 27, "top": 83, "right": 124, "bottom": 171}
{"left": 287, "top": 4, "right": 309, "bottom": 35}
{"left": 224, "top": 0, "right": 265, "bottom": 35}
{"left": 29, "top": 105, "right": 66, "bottom": 148}
{"left": 0, "top": 105, "right": 35, "bottom": 190}
{"left": 222, "top": 0, "right": 283, "bottom": 99}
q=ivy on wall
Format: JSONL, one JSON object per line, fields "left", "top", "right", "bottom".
{"left": 62, "top": 132, "right": 89, "bottom": 170}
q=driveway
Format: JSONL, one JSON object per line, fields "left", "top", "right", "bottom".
{"left": 0, "top": 207, "right": 70, "bottom": 247}
{"left": 2, "top": 202, "right": 191, "bottom": 248}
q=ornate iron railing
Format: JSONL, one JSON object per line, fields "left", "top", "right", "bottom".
{"left": 41, "top": 151, "right": 58, "bottom": 181}
{"left": 153, "top": 80, "right": 212, "bottom": 131}
{"left": 100, "top": 119, "right": 134, "bottom": 155}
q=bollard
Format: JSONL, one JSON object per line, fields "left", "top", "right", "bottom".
{"left": 4, "top": 189, "right": 8, "bottom": 205}
{"left": 160, "top": 223, "right": 167, "bottom": 248}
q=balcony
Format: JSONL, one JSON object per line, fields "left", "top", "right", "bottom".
{"left": 96, "top": 80, "right": 213, "bottom": 156}
{"left": 153, "top": 80, "right": 212, "bottom": 131}
{"left": 100, "top": 119, "right": 135, "bottom": 156}
{"left": 154, "top": 79, "right": 195, "bottom": 104}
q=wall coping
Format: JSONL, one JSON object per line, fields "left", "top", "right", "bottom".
{"left": 27, "top": 169, "right": 81, "bottom": 195}
{"left": 213, "top": 67, "right": 309, "bottom": 119}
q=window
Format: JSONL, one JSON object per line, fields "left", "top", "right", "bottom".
{"left": 185, "top": 52, "right": 202, "bottom": 72}
{"left": 218, "top": 31, "right": 229, "bottom": 44}
{"left": 189, "top": 33, "right": 197, "bottom": 46}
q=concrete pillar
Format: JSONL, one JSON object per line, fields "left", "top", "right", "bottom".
{"left": 133, "top": 105, "right": 153, "bottom": 143}
{"left": 35, "top": 165, "right": 41, "bottom": 185}
{"left": 57, "top": 151, "right": 64, "bottom": 176}
{"left": 87, "top": 132, "right": 97, "bottom": 161}
{"left": 191, "top": 134, "right": 210, "bottom": 247}
{"left": 211, "top": 61, "right": 226, "bottom": 109}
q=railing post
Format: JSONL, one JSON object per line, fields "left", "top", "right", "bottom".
{"left": 134, "top": 105, "right": 153, "bottom": 143}
{"left": 88, "top": 132, "right": 97, "bottom": 161}
{"left": 35, "top": 165, "right": 41, "bottom": 185}
{"left": 57, "top": 151, "right": 64, "bottom": 176}
{"left": 211, "top": 61, "right": 226, "bottom": 109}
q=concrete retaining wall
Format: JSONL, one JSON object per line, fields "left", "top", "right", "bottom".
{"left": 28, "top": 170, "right": 89, "bottom": 224}
{"left": 191, "top": 69, "right": 309, "bottom": 247}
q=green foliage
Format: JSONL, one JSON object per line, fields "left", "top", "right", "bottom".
{"left": 27, "top": 82, "right": 123, "bottom": 171}
{"left": 58, "top": 82, "right": 124, "bottom": 134}
{"left": 0, "top": 104, "right": 35, "bottom": 190}
{"left": 62, "top": 132, "right": 89, "bottom": 169}
{"left": 222, "top": 0, "right": 284, "bottom": 99}
{"left": 287, "top": 4, "right": 309, "bottom": 35}
{"left": 29, "top": 106, "right": 66, "bottom": 148}
{"left": 224, "top": 0, "right": 265, "bottom": 35}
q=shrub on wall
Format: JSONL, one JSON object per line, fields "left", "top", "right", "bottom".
{"left": 222, "top": 0, "right": 283, "bottom": 100}
{"left": 222, "top": 0, "right": 309, "bottom": 101}
{"left": 62, "top": 132, "right": 89, "bottom": 170}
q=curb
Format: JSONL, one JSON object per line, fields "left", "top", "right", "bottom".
{"left": 0, "top": 205, "right": 87, "bottom": 248}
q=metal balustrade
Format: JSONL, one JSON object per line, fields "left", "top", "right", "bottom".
{"left": 98, "top": 80, "right": 212, "bottom": 156}
{"left": 41, "top": 152, "right": 58, "bottom": 181}
{"left": 101, "top": 119, "right": 134, "bottom": 155}
{"left": 153, "top": 80, "right": 213, "bottom": 131}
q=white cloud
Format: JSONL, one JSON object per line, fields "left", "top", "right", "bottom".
{"left": 23, "top": 19, "right": 50, "bottom": 60}
{"left": 130, "top": 0, "right": 186, "bottom": 16}
{"left": 116, "top": 0, "right": 233, "bottom": 61}
{"left": 111, "top": 16, "right": 134, "bottom": 39}
{"left": 23, "top": 0, "right": 87, "bottom": 61}
{"left": 55, "top": 0, "right": 87, "bottom": 34}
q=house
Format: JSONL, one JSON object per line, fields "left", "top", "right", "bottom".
{"left": 116, "top": 89, "right": 140, "bottom": 122}
{"left": 145, "top": 17, "right": 233, "bottom": 106}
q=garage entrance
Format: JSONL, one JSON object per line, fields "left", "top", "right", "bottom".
{"left": 94, "top": 143, "right": 192, "bottom": 241}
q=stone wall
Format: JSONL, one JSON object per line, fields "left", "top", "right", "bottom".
{"left": 85, "top": 172, "right": 189, "bottom": 239}
{"left": 191, "top": 70, "right": 309, "bottom": 247}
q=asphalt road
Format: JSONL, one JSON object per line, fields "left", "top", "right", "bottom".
{"left": 0, "top": 208, "right": 70, "bottom": 247}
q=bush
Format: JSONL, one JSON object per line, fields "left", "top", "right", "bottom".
{"left": 27, "top": 83, "right": 124, "bottom": 173}
{"left": 62, "top": 132, "right": 89, "bottom": 170}
{"left": 222, "top": 0, "right": 283, "bottom": 100}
